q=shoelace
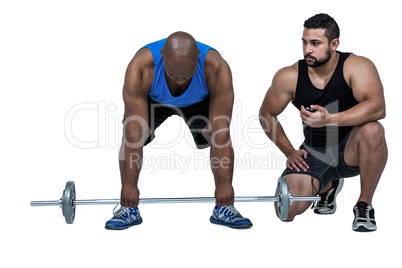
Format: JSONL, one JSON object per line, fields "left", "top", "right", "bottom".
{"left": 365, "top": 207, "right": 370, "bottom": 219}
{"left": 357, "top": 205, "right": 371, "bottom": 218}
{"left": 322, "top": 188, "right": 334, "bottom": 205}
{"left": 225, "top": 205, "right": 241, "bottom": 217}
{"left": 113, "top": 204, "right": 130, "bottom": 217}
{"left": 311, "top": 188, "right": 333, "bottom": 209}
{"left": 355, "top": 205, "right": 373, "bottom": 222}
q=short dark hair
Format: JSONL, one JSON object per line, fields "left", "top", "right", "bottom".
{"left": 304, "top": 13, "right": 340, "bottom": 42}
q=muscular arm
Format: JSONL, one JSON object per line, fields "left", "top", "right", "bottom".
{"left": 259, "top": 63, "right": 310, "bottom": 171}
{"left": 205, "top": 50, "right": 235, "bottom": 193}
{"left": 119, "top": 48, "right": 153, "bottom": 207}
{"left": 303, "top": 56, "right": 386, "bottom": 127}
{"left": 337, "top": 55, "right": 386, "bottom": 125}
{"left": 259, "top": 64, "right": 298, "bottom": 157}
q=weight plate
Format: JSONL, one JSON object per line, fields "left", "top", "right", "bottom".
{"left": 61, "top": 181, "right": 76, "bottom": 224}
{"left": 277, "top": 177, "right": 290, "bottom": 221}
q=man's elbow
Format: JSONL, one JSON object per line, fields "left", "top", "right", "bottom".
{"left": 259, "top": 107, "right": 275, "bottom": 131}
{"left": 210, "top": 129, "right": 231, "bottom": 149}
{"left": 376, "top": 102, "right": 386, "bottom": 120}
{"left": 124, "top": 125, "right": 149, "bottom": 150}
{"left": 379, "top": 106, "right": 386, "bottom": 120}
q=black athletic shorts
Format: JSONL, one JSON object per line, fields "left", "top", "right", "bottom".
{"left": 140, "top": 95, "right": 210, "bottom": 149}
{"left": 281, "top": 130, "right": 360, "bottom": 192}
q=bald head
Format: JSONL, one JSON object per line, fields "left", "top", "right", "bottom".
{"left": 161, "top": 32, "right": 200, "bottom": 84}
{"left": 163, "top": 31, "right": 199, "bottom": 58}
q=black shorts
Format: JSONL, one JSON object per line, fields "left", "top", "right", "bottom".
{"left": 143, "top": 95, "right": 210, "bottom": 149}
{"left": 281, "top": 130, "right": 360, "bottom": 192}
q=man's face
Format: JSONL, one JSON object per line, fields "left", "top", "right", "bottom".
{"left": 302, "top": 28, "right": 332, "bottom": 68}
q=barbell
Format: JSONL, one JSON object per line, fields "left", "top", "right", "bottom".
{"left": 30, "top": 177, "right": 321, "bottom": 224}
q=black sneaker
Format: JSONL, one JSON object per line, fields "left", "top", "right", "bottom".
{"left": 352, "top": 201, "right": 377, "bottom": 232}
{"left": 314, "top": 178, "right": 344, "bottom": 214}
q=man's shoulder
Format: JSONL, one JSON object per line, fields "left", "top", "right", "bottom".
{"left": 132, "top": 48, "right": 155, "bottom": 70}
{"left": 124, "top": 48, "right": 154, "bottom": 95}
{"left": 203, "top": 49, "right": 232, "bottom": 89}
{"left": 276, "top": 62, "right": 299, "bottom": 79}
{"left": 343, "top": 53, "right": 378, "bottom": 81}
{"left": 344, "top": 53, "right": 376, "bottom": 69}
{"left": 273, "top": 62, "right": 299, "bottom": 87}
{"left": 204, "top": 49, "right": 226, "bottom": 70}
{"left": 265, "top": 61, "right": 299, "bottom": 99}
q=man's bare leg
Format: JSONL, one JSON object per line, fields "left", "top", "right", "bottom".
{"left": 276, "top": 174, "right": 320, "bottom": 221}
{"left": 343, "top": 122, "right": 387, "bottom": 204}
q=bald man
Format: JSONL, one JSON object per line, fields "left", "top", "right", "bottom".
{"left": 105, "top": 32, "right": 252, "bottom": 230}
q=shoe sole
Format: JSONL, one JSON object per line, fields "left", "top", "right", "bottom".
{"left": 209, "top": 217, "right": 252, "bottom": 229}
{"left": 352, "top": 225, "right": 376, "bottom": 232}
{"left": 314, "top": 204, "right": 336, "bottom": 215}
{"left": 105, "top": 217, "right": 143, "bottom": 230}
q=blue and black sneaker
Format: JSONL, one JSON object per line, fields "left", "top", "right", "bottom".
{"left": 105, "top": 206, "right": 143, "bottom": 230}
{"left": 210, "top": 205, "right": 252, "bottom": 229}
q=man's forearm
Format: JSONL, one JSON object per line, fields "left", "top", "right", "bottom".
{"left": 121, "top": 145, "right": 143, "bottom": 186}
{"left": 211, "top": 144, "right": 234, "bottom": 183}
{"left": 328, "top": 100, "right": 386, "bottom": 127}
{"left": 260, "top": 113, "right": 295, "bottom": 157}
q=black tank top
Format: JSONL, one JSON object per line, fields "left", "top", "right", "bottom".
{"left": 292, "top": 51, "right": 358, "bottom": 147}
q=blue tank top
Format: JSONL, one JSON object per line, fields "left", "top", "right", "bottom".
{"left": 142, "top": 38, "right": 217, "bottom": 107}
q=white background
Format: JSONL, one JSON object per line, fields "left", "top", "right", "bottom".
{"left": 1, "top": 0, "right": 400, "bottom": 267}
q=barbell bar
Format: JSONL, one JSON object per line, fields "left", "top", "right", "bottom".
{"left": 30, "top": 177, "right": 321, "bottom": 224}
